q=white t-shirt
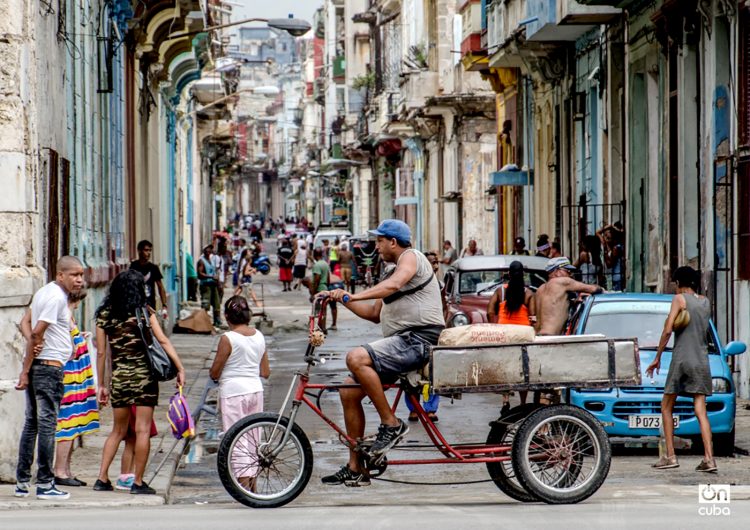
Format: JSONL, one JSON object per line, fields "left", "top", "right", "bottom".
{"left": 32, "top": 282, "right": 72, "bottom": 364}
{"left": 219, "top": 330, "right": 266, "bottom": 398}
{"left": 211, "top": 254, "right": 225, "bottom": 283}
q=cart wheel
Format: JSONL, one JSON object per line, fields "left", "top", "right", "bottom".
{"left": 511, "top": 405, "right": 611, "bottom": 504}
{"left": 485, "top": 404, "right": 542, "bottom": 502}
{"left": 217, "top": 413, "right": 313, "bottom": 508}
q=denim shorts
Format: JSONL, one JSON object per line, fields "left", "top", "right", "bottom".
{"left": 363, "top": 328, "right": 442, "bottom": 382}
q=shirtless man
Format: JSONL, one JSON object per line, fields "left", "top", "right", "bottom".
{"left": 533, "top": 257, "right": 604, "bottom": 335}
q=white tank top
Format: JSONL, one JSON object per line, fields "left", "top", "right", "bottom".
{"left": 294, "top": 248, "right": 307, "bottom": 266}
{"left": 219, "top": 330, "right": 266, "bottom": 398}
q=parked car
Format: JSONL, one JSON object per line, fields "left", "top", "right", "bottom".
{"left": 443, "top": 255, "right": 548, "bottom": 327}
{"left": 567, "top": 293, "right": 746, "bottom": 455}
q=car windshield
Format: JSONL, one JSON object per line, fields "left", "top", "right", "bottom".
{"left": 583, "top": 301, "right": 674, "bottom": 349}
{"left": 458, "top": 270, "right": 544, "bottom": 294}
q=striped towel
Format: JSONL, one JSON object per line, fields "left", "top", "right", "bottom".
{"left": 56, "top": 325, "right": 100, "bottom": 441}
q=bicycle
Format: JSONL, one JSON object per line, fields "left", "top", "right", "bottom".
{"left": 216, "top": 296, "right": 612, "bottom": 508}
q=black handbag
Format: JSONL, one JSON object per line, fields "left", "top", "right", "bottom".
{"left": 135, "top": 307, "right": 178, "bottom": 382}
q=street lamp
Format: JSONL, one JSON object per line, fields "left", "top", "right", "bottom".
{"left": 166, "top": 15, "right": 311, "bottom": 42}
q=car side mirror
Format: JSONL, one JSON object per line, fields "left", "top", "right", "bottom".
{"left": 724, "top": 341, "right": 747, "bottom": 356}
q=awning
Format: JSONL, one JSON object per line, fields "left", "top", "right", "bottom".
{"left": 490, "top": 169, "right": 534, "bottom": 186}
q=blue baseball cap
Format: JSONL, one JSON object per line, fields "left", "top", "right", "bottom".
{"left": 369, "top": 219, "right": 411, "bottom": 245}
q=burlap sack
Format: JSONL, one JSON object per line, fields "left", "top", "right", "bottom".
{"left": 438, "top": 323, "right": 535, "bottom": 346}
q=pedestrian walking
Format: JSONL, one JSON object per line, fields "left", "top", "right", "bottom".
{"left": 310, "top": 248, "right": 334, "bottom": 330}
{"left": 235, "top": 255, "right": 261, "bottom": 308}
{"left": 329, "top": 238, "right": 340, "bottom": 274}
{"left": 277, "top": 239, "right": 295, "bottom": 291}
{"left": 93, "top": 270, "right": 185, "bottom": 495}
{"left": 130, "top": 240, "right": 168, "bottom": 321}
{"left": 292, "top": 241, "right": 308, "bottom": 290}
{"left": 337, "top": 242, "right": 355, "bottom": 293}
{"left": 646, "top": 266, "right": 717, "bottom": 472}
{"left": 14, "top": 256, "right": 84, "bottom": 500}
{"left": 197, "top": 245, "right": 222, "bottom": 327}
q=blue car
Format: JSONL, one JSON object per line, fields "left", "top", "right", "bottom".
{"left": 568, "top": 293, "right": 746, "bottom": 456}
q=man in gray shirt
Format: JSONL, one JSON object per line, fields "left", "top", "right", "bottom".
{"left": 322, "top": 220, "right": 445, "bottom": 487}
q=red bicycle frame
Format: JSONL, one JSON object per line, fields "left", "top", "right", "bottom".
{"left": 292, "top": 372, "right": 512, "bottom": 465}
{"left": 297, "top": 295, "right": 512, "bottom": 465}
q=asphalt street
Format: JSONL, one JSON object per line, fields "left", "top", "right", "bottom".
{"left": 3, "top": 244, "right": 749, "bottom": 528}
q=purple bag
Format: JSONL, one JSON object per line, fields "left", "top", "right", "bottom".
{"left": 167, "top": 386, "right": 195, "bottom": 440}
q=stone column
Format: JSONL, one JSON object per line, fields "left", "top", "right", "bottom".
{"left": 0, "top": 1, "right": 46, "bottom": 481}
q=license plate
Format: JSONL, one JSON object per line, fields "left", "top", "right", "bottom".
{"left": 628, "top": 415, "right": 680, "bottom": 429}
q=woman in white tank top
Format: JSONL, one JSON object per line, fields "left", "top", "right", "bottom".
{"left": 209, "top": 296, "right": 270, "bottom": 432}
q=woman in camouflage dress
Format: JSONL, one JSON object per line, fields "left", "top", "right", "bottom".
{"left": 93, "top": 270, "right": 185, "bottom": 494}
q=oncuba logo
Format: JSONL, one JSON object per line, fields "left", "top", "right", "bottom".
{"left": 698, "top": 484, "right": 731, "bottom": 516}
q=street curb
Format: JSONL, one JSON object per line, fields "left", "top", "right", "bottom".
{"left": 150, "top": 437, "right": 189, "bottom": 503}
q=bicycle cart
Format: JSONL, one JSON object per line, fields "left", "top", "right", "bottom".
{"left": 217, "top": 297, "right": 641, "bottom": 508}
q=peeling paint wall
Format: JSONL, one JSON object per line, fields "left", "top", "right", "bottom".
{"left": 459, "top": 117, "right": 497, "bottom": 254}
{"left": 0, "top": 1, "right": 52, "bottom": 481}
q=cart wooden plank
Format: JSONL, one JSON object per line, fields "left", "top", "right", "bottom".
{"left": 429, "top": 336, "right": 641, "bottom": 394}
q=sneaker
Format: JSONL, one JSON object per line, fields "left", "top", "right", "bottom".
{"left": 130, "top": 482, "right": 156, "bottom": 495}
{"left": 321, "top": 465, "right": 370, "bottom": 487}
{"left": 652, "top": 455, "right": 680, "bottom": 469}
{"left": 14, "top": 483, "right": 30, "bottom": 498}
{"left": 369, "top": 419, "right": 409, "bottom": 456}
{"left": 696, "top": 459, "right": 718, "bottom": 473}
{"left": 115, "top": 475, "right": 135, "bottom": 490}
{"left": 92, "top": 479, "right": 114, "bottom": 491}
{"left": 36, "top": 485, "right": 70, "bottom": 500}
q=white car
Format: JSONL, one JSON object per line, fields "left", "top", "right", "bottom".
{"left": 313, "top": 229, "right": 352, "bottom": 249}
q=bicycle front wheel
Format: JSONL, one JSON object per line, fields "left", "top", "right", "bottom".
{"left": 217, "top": 413, "right": 313, "bottom": 508}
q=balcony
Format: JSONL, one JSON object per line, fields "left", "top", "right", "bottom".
{"left": 333, "top": 55, "right": 346, "bottom": 83}
{"left": 524, "top": 0, "right": 620, "bottom": 42}
{"left": 460, "top": 0, "right": 487, "bottom": 71}
{"left": 557, "top": 0, "right": 621, "bottom": 24}
{"left": 401, "top": 70, "right": 439, "bottom": 110}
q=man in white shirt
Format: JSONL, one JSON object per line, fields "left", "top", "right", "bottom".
{"left": 14, "top": 256, "right": 84, "bottom": 501}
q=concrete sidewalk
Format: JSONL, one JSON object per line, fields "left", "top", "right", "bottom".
{"left": 0, "top": 332, "right": 219, "bottom": 510}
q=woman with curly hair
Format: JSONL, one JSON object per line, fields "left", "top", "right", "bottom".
{"left": 93, "top": 270, "right": 185, "bottom": 494}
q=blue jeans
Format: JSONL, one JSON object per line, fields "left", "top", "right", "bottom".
{"left": 16, "top": 363, "right": 64, "bottom": 487}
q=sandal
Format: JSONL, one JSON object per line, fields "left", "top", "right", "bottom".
{"left": 407, "top": 412, "right": 418, "bottom": 422}
{"left": 427, "top": 412, "right": 439, "bottom": 423}
{"left": 652, "top": 455, "right": 679, "bottom": 469}
{"left": 695, "top": 459, "right": 718, "bottom": 473}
